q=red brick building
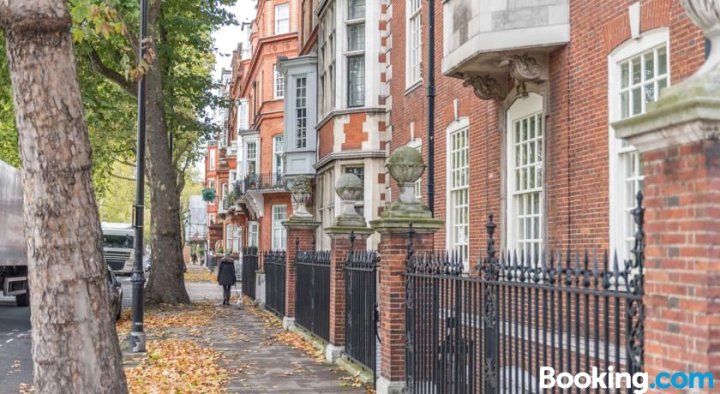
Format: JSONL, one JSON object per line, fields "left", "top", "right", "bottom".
{"left": 385, "top": 0, "right": 705, "bottom": 268}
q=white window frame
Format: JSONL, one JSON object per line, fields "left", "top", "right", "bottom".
{"left": 225, "top": 224, "right": 233, "bottom": 252}
{"left": 221, "top": 183, "right": 228, "bottom": 211}
{"left": 405, "top": 0, "right": 422, "bottom": 87}
{"left": 273, "top": 135, "right": 284, "bottom": 180}
{"left": 246, "top": 140, "right": 258, "bottom": 175}
{"left": 445, "top": 118, "right": 470, "bottom": 268}
{"left": 248, "top": 221, "right": 259, "bottom": 247}
{"left": 345, "top": 0, "right": 365, "bottom": 108}
{"left": 295, "top": 76, "right": 308, "bottom": 148}
{"left": 271, "top": 205, "right": 288, "bottom": 250}
{"left": 274, "top": 3, "right": 290, "bottom": 35}
{"left": 506, "top": 93, "right": 544, "bottom": 264}
{"left": 608, "top": 28, "right": 669, "bottom": 261}
{"left": 237, "top": 99, "right": 248, "bottom": 131}
{"left": 209, "top": 150, "right": 216, "bottom": 170}
{"left": 232, "top": 225, "right": 241, "bottom": 253}
{"left": 274, "top": 64, "right": 284, "bottom": 99}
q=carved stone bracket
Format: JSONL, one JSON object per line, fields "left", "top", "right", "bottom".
{"left": 463, "top": 74, "right": 509, "bottom": 100}
{"left": 462, "top": 53, "right": 548, "bottom": 101}
{"left": 499, "top": 53, "right": 548, "bottom": 97}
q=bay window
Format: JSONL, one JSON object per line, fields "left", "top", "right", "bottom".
{"left": 346, "top": 0, "right": 365, "bottom": 107}
{"left": 296, "top": 77, "right": 307, "bottom": 148}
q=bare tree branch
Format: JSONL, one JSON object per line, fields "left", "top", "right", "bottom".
{"left": 109, "top": 172, "right": 136, "bottom": 182}
{"left": 87, "top": 49, "right": 137, "bottom": 97}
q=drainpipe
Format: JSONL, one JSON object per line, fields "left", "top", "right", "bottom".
{"left": 426, "top": 0, "right": 436, "bottom": 216}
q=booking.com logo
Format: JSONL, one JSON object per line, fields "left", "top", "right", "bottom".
{"left": 540, "top": 366, "right": 715, "bottom": 393}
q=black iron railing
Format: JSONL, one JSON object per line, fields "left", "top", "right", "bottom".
{"left": 264, "top": 250, "right": 286, "bottom": 317}
{"left": 295, "top": 243, "right": 331, "bottom": 341}
{"left": 405, "top": 194, "right": 646, "bottom": 393}
{"left": 243, "top": 173, "right": 286, "bottom": 192}
{"left": 241, "top": 247, "right": 258, "bottom": 300}
{"left": 344, "top": 233, "right": 380, "bottom": 382}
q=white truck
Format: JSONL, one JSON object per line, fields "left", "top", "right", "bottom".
{"left": 0, "top": 160, "right": 29, "bottom": 306}
{"left": 101, "top": 222, "right": 135, "bottom": 275}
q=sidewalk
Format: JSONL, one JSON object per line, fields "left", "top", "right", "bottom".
{"left": 120, "top": 266, "right": 368, "bottom": 393}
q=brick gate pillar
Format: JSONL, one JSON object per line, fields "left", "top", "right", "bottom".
{"left": 282, "top": 176, "right": 320, "bottom": 330}
{"left": 370, "top": 148, "right": 443, "bottom": 394}
{"left": 614, "top": 3, "right": 720, "bottom": 389}
{"left": 324, "top": 173, "right": 374, "bottom": 362}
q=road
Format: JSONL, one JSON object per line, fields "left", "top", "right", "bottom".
{"left": 0, "top": 297, "right": 33, "bottom": 391}
{"left": 0, "top": 271, "right": 221, "bottom": 392}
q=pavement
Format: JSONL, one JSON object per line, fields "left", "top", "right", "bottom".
{"left": 197, "top": 303, "right": 367, "bottom": 393}
{"left": 1, "top": 266, "right": 368, "bottom": 393}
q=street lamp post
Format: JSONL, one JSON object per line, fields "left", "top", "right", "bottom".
{"left": 130, "top": 0, "right": 149, "bottom": 353}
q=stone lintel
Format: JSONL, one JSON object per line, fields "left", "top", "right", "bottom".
{"left": 324, "top": 226, "right": 374, "bottom": 239}
{"left": 370, "top": 217, "right": 444, "bottom": 235}
{"left": 283, "top": 218, "right": 321, "bottom": 231}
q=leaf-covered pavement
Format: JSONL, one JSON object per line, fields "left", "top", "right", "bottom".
{"left": 117, "top": 282, "right": 370, "bottom": 393}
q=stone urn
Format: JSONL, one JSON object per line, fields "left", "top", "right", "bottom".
{"left": 385, "top": 147, "right": 427, "bottom": 215}
{"left": 334, "top": 173, "right": 366, "bottom": 227}
{"left": 289, "top": 175, "right": 313, "bottom": 218}
{"left": 681, "top": 0, "right": 720, "bottom": 77}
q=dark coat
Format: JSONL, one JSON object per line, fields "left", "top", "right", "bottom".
{"left": 217, "top": 258, "right": 237, "bottom": 286}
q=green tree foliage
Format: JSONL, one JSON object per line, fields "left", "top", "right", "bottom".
{"left": 0, "top": 1, "right": 233, "bottom": 214}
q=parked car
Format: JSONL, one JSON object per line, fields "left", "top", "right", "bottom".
{"left": 106, "top": 265, "right": 123, "bottom": 321}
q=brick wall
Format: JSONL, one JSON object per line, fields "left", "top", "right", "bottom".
{"left": 642, "top": 139, "right": 720, "bottom": 382}
{"left": 386, "top": 0, "right": 705, "bottom": 263}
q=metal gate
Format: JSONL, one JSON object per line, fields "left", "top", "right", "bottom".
{"left": 264, "top": 250, "right": 286, "bottom": 316}
{"left": 295, "top": 248, "right": 331, "bottom": 341}
{"left": 241, "top": 246, "right": 258, "bottom": 299}
{"left": 405, "top": 195, "right": 645, "bottom": 393}
{"left": 344, "top": 235, "right": 379, "bottom": 380}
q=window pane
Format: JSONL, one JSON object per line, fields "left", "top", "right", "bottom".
{"left": 658, "top": 77, "right": 667, "bottom": 93}
{"left": 621, "top": 91, "right": 629, "bottom": 119}
{"left": 621, "top": 62, "right": 629, "bottom": 88}
{"left": 632, "top": 87, "right": 642, "bottom": 115}
{"left": 347, "top": 23, "right": 365, "bottom": 51}
{"left": 658, "top": 47, "right": 667, "bottom": 75}
{"left": 644, "top": 82, "right": 655, "bottom": 104}
{"left": 632, "top": 57, "right": 641, "bottom": 84}
{"left": 347, "top": 55, "right": 365, "bottom": 107}
{"left": 644, "top": 52, "right": 654, "bottom": 81}
{"left": 348, "top": 0, "right": 365, "bottom": 19}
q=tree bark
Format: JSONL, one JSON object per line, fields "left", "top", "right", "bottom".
{"left": 1, "top": 1, "right": 127, "bottom": 392}
{"left": 143, "top": 0, "right": 189, "bottom": 304}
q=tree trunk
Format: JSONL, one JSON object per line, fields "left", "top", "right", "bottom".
{"left": 143, "top": 0, "right": 189, "bottom": 304}
{"left": 1, "top": 1, "right": 127, "bottom": 392}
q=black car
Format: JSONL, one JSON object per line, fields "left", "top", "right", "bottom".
{"left": 106, "top": 265, "right": 123, "bottom": 321}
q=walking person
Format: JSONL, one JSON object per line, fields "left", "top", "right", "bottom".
{"left": 217, "top": 252, "right": 236, "bottom": 306}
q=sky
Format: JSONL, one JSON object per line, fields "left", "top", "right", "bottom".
{"left": 213, "top": 0, "right": 257, "bottom": 80}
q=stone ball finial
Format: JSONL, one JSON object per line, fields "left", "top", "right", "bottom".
{"left": 386, "top": 146, "right": 426, "bottom": 185}
{"left": 333, "top": 173, "right": 366, "bottom": 228}
{"left": 682, "top": 0, "right": 720, "bottom": 76}
{"left": 335, "top": 173, "right": 364, "bottom": 202}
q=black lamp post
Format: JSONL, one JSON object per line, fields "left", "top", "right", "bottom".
{"left": 130, "top": 0, "right": 148, "bottom": 353}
